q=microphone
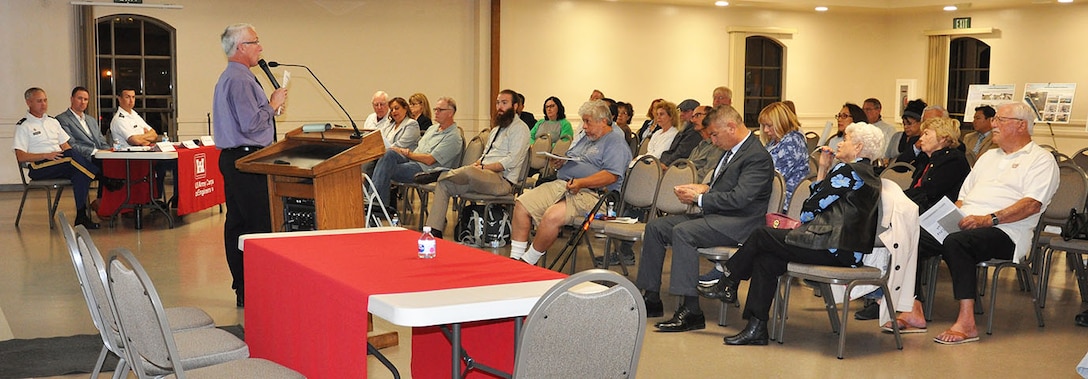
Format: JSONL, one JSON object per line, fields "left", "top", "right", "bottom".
{"left": 257, "top": 59, "right": 280, "bottom": 89}
{"left": 267, "top": 61, "right": 362, "bottom": 139}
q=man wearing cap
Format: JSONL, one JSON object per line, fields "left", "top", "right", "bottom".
{"left": 887, "top": 99, "right": 927, "bottom": 165}
{"left": 660, "top": 99, "right": 703, "bottom": 166}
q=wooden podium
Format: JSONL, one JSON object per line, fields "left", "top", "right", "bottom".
{"left": 236, "top": 126, "right": 399, "bottom": 348}
{"left": 237, "top": 126, "right": 384, "bottom": 230}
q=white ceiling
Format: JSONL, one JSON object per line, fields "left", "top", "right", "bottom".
{"left": 607, "top": 0, "right": 1072, "bottom": 13}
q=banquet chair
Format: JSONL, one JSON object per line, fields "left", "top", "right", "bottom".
{"left": 697, "top": 172, "right": 784, "bottom": 326}
{"left": 59, "top": 212, "right": 218, "bottom": 379}
{"left": 785, "top": 178, "right": 813, "bottom": 219}
{"left": 540, "top": 135, "right": 573, "bottom": 181}
{"left": 15, "top": 160, "right": 71, "bottom": 229}
{"left": 804, "top": 131, "right": 819, "bottom": 153}
{"left": 1072, "top": 147, "right": 1088, "bottom": 172}
{"left": 773, "top": 258, "right": 902, "bottom": 359}
{"left": 528, "top": 134, "right": 551, "bottom": 171}
{"left": 595, "top": 155, "right": 663, "bottom": 274}
{"left": 513, "top": 269, "right": 645, "bottom": 379}
{"left": 1032, "top": 162, "right": 1088, "bottom": 307}
{"left": 879, "top": 162, "right": 915, "bottom": 191}
{"left": 106, "top": 248, "right": 303, "bottom": 378}
{"left": 636, "top": 138, "right": 650, "bottom": 157}
{"left": 973, "top": 257, "right": 1044, "bottom": 335}
{"left": 68, "top": 218, "right": 250, "bottom": 378}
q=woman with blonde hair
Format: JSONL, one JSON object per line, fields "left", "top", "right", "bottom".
{"left": 408, "top": 93, "right": 433, "bottom": 132}
{"left": 758, "top": 102, "right": 810, "bottom": 208}
{"left": 645, "top": 100, "right": 680, "bottom": 159}
{"left": 639, "top": 98, "right": 665, "bottom": 142}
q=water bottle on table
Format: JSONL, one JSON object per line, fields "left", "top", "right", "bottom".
{"left": 418, "top": 226, "right": 437, "bottom": 259}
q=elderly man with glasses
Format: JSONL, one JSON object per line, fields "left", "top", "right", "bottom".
{"left": 370, "top": 97, "right": 464, "bottom": 211}
{"left": 921, "top": 102, "right": 1058, "bottom": 345}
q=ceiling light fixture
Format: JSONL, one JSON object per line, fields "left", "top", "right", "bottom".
{"left": 815, "top": 6, "right": 828, "bottom": 11}
{"left": 1058, "top": 0, "right": 1073, "bottom": 3}
{"left": 944, "top": 5, "right": 958, "bottom": 11}
{"left": 715, "top": 1, "right": 729, "bottom": 6}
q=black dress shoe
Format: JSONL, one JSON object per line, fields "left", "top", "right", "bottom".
{"left": 236, "top": 292, "right": 245, "bottom": 308}
{"left": 655, "top": 307, "right": 705, "bottom": 332}
{"left": 644, "top": 297, "right": 664, "bottom": 318}
{"left": 854, "top": 298, "right": 879, "bottom": 320}
{"left": 1076, "top": 310, "right": 1088, "bottom": 327}
{"left": 698, "top": 276, "right": 739, "bottom": 303}
{"left": 725, "top": 318, "right": 769, "bottom": 345}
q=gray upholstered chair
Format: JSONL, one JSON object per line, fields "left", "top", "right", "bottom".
{"left": 1032, "top": 162, "right": 1088, "bottom": 308}
{"left": 452, "top": 146, "right": 533, "bottom": 246}
{"left": 879, "top": 161, "right": 915, "bottom": 191}
{"left": 15, "top": 160, "right": 71, "bottom": 229}
{"left": 60, "top": 212, "right": 218, "bottom": 378}
{"left": 400, "top": 126, "right": 479, "bottom": 229}
{"left": 595, "top": 154, "right": 663, "bottom": 274}
{"left": 513, "top": 269, "right": 645, "bottom": 378}
{"left": 106, "top": 248, "right": 303, "bottom": 378}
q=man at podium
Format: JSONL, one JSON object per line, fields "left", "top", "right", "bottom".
{"left": 212, "top": 23, "right": 288, "bottom": 308}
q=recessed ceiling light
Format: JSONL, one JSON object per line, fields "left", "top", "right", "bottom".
{"left": 1058, "top": 0, "right": 1073, "bottom": 3}
{"left": 815, "top": 6, "right": 828, "bottom": 11}
{"left": 715, "top": 1, "right": 729, "bottom": 6}
{"left": 944, "top": 5, "right": 958, "bottom": 11}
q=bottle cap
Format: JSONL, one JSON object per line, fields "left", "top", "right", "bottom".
{"left": 423, "top": 226, "right": 432, "bottom": 232}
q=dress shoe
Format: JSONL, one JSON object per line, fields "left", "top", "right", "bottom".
{"left": 644, "top": 297, "right": 664, "bottom": 318}
{"left": 655, "top": 307, "right": 705, "bottom": 332}
{"left": 1076, "top": 310, "right": 1088, "bottom": 327}
{"left": 698, "top": 275, "right": 739, "bottom": 303}
{"left": 74, "top": 212, "right": 100, "bottom": 230}
{"left": 593, "top": 251, "right": 636, "bottom": 267}
{"left": 725, "top": 318, "right": 769, "bottom": 345}
{"left": 854, "top": 298, "right": 880, "bottom": 320}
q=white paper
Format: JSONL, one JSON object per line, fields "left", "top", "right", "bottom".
{"left": 536, "top": 151, "right": 581, "bottom": 161}
{"left": 155, "top": 142, "right": 177, "bottom": 152}
{"left": 919, "top": 197, "right": 965, "bottom": 243}
{"left": 199, "top": 136, "right": 215, "bottom": 146}
{"left": 181, "top": 140, "right": 200, "bottom": 149}
{"left": 282, "top": 70, "right": 290, "bottom": 88}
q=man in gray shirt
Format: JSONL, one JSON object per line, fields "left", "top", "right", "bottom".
{"left": 371, "top": 97, "right": 464, "bottom": 208}
{"left": 424, "top": 89, "right": 530, "bottom": 237}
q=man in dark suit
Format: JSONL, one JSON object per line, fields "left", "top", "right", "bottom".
{"left": 963, "top": 105, "right": 996, "bottom": 166}
{"left": 635, "top": 105, "right": 775, "bottom": 332}
{"left": 56, "top": 86, "right": 110, "bottom": 205}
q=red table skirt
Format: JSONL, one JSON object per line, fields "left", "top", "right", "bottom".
{"left": 95, "top": 146, "right": 224, "bottom": 217}
{"left": 245, "top": 230, "right": 565, "bottom": 378}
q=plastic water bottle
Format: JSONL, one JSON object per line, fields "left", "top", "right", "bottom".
{"left": 418, "top": 226, "right": 437, "bottom": 259}
{"left": 607, "top": 201, "right": 616, "bottom": 219}
{"left": 391, "top": 214, "right": 400, "bottom": 227}
{"left": 162, "top": 134, "right": 169, "bottom": 143}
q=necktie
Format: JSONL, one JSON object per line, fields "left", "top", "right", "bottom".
{"left": 713, "top": 150, "right": 734, "bottom": 184}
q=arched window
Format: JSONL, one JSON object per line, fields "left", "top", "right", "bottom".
{"left": 96, "top": 15, "right": 177, "bottom": 139}
{"left": 743, "top": 36, "right": 783, "bottom": 129}
{"left": 947, "top": 37, "right": 990, "bottom": 121}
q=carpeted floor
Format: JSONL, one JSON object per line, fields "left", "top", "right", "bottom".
{"left": 0, "top": 325, "right": 243, "bottom": 379}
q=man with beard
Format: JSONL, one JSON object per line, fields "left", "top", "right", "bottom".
{"left": 423, "top": 89, "right": 530, "bottom": 238}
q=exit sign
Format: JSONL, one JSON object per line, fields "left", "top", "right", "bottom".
{"left": 953, "top": 17, "right": 971, "bottom": 29}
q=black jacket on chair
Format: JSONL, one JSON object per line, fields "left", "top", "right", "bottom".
{"left": 785, "top": 159, "right": 881, "bottom": 255}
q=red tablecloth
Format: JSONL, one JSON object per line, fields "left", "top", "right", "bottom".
{"left": 97, "top": 160, "right": 154, "bottom": 217}
{"left": 176, "top": 146, "right": 224, "bottom": 215}
{"left": 244, "top": 230, "right": 566, "bottom": 378}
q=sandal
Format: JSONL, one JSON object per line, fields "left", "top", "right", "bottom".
{"left": 880, "top": 318, "right": 928, "bottom": 334}
{"left": 933, "top": 329, "right": 979, "bottom": 345}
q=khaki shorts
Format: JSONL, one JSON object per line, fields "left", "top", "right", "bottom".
{"left": 516, "top": 180, "right": 601, "bottom": 226}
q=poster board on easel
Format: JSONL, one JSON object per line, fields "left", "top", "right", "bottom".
{"left": 1023, "top": 83, "right": 1076, "bottom": 124}
{"left": 963, "top": 84, "right": 1016, "bottom": 123}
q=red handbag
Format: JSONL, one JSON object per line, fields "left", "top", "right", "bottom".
{"left": 765, "top": 212, "right": 802, "bottom": 230}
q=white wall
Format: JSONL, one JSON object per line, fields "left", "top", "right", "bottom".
{"left": 3, "top": 0, "right": 1088, "bottom": 185}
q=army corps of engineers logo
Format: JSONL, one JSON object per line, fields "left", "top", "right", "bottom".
{"left": 194, "top": 153, "right": 207, "bottom": 179}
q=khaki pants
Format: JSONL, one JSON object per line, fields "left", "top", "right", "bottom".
{"left": 425, "top": 166, "right": 512, "bottom": 231}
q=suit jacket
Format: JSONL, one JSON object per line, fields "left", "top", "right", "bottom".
{"left": 962, "top": 131, "right": 995, "bottom": 167}
{"left": 701, "top": 133, "right": 775, "bottom": 245}
{"left": 55, "top": 108, "right": 109, "bottom": 161}
{"left": 659, "top": 122, "right": 702, "bottom": 166}
{"left": 902, "top": 148, "right": 971, "bottom": 212}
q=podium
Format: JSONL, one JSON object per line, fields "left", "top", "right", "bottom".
{"left": 236, "top": 126, "right": 399, "bottom": 349}
{"left": 237, "top": 127, "right": 384, "bottom": 231}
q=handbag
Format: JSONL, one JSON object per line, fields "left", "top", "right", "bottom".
{"left": 766, "top": 212, "right": 801, "bottom": 230}
{"left": 1062, "top": 208, "right": 1088, "bottom": 241}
